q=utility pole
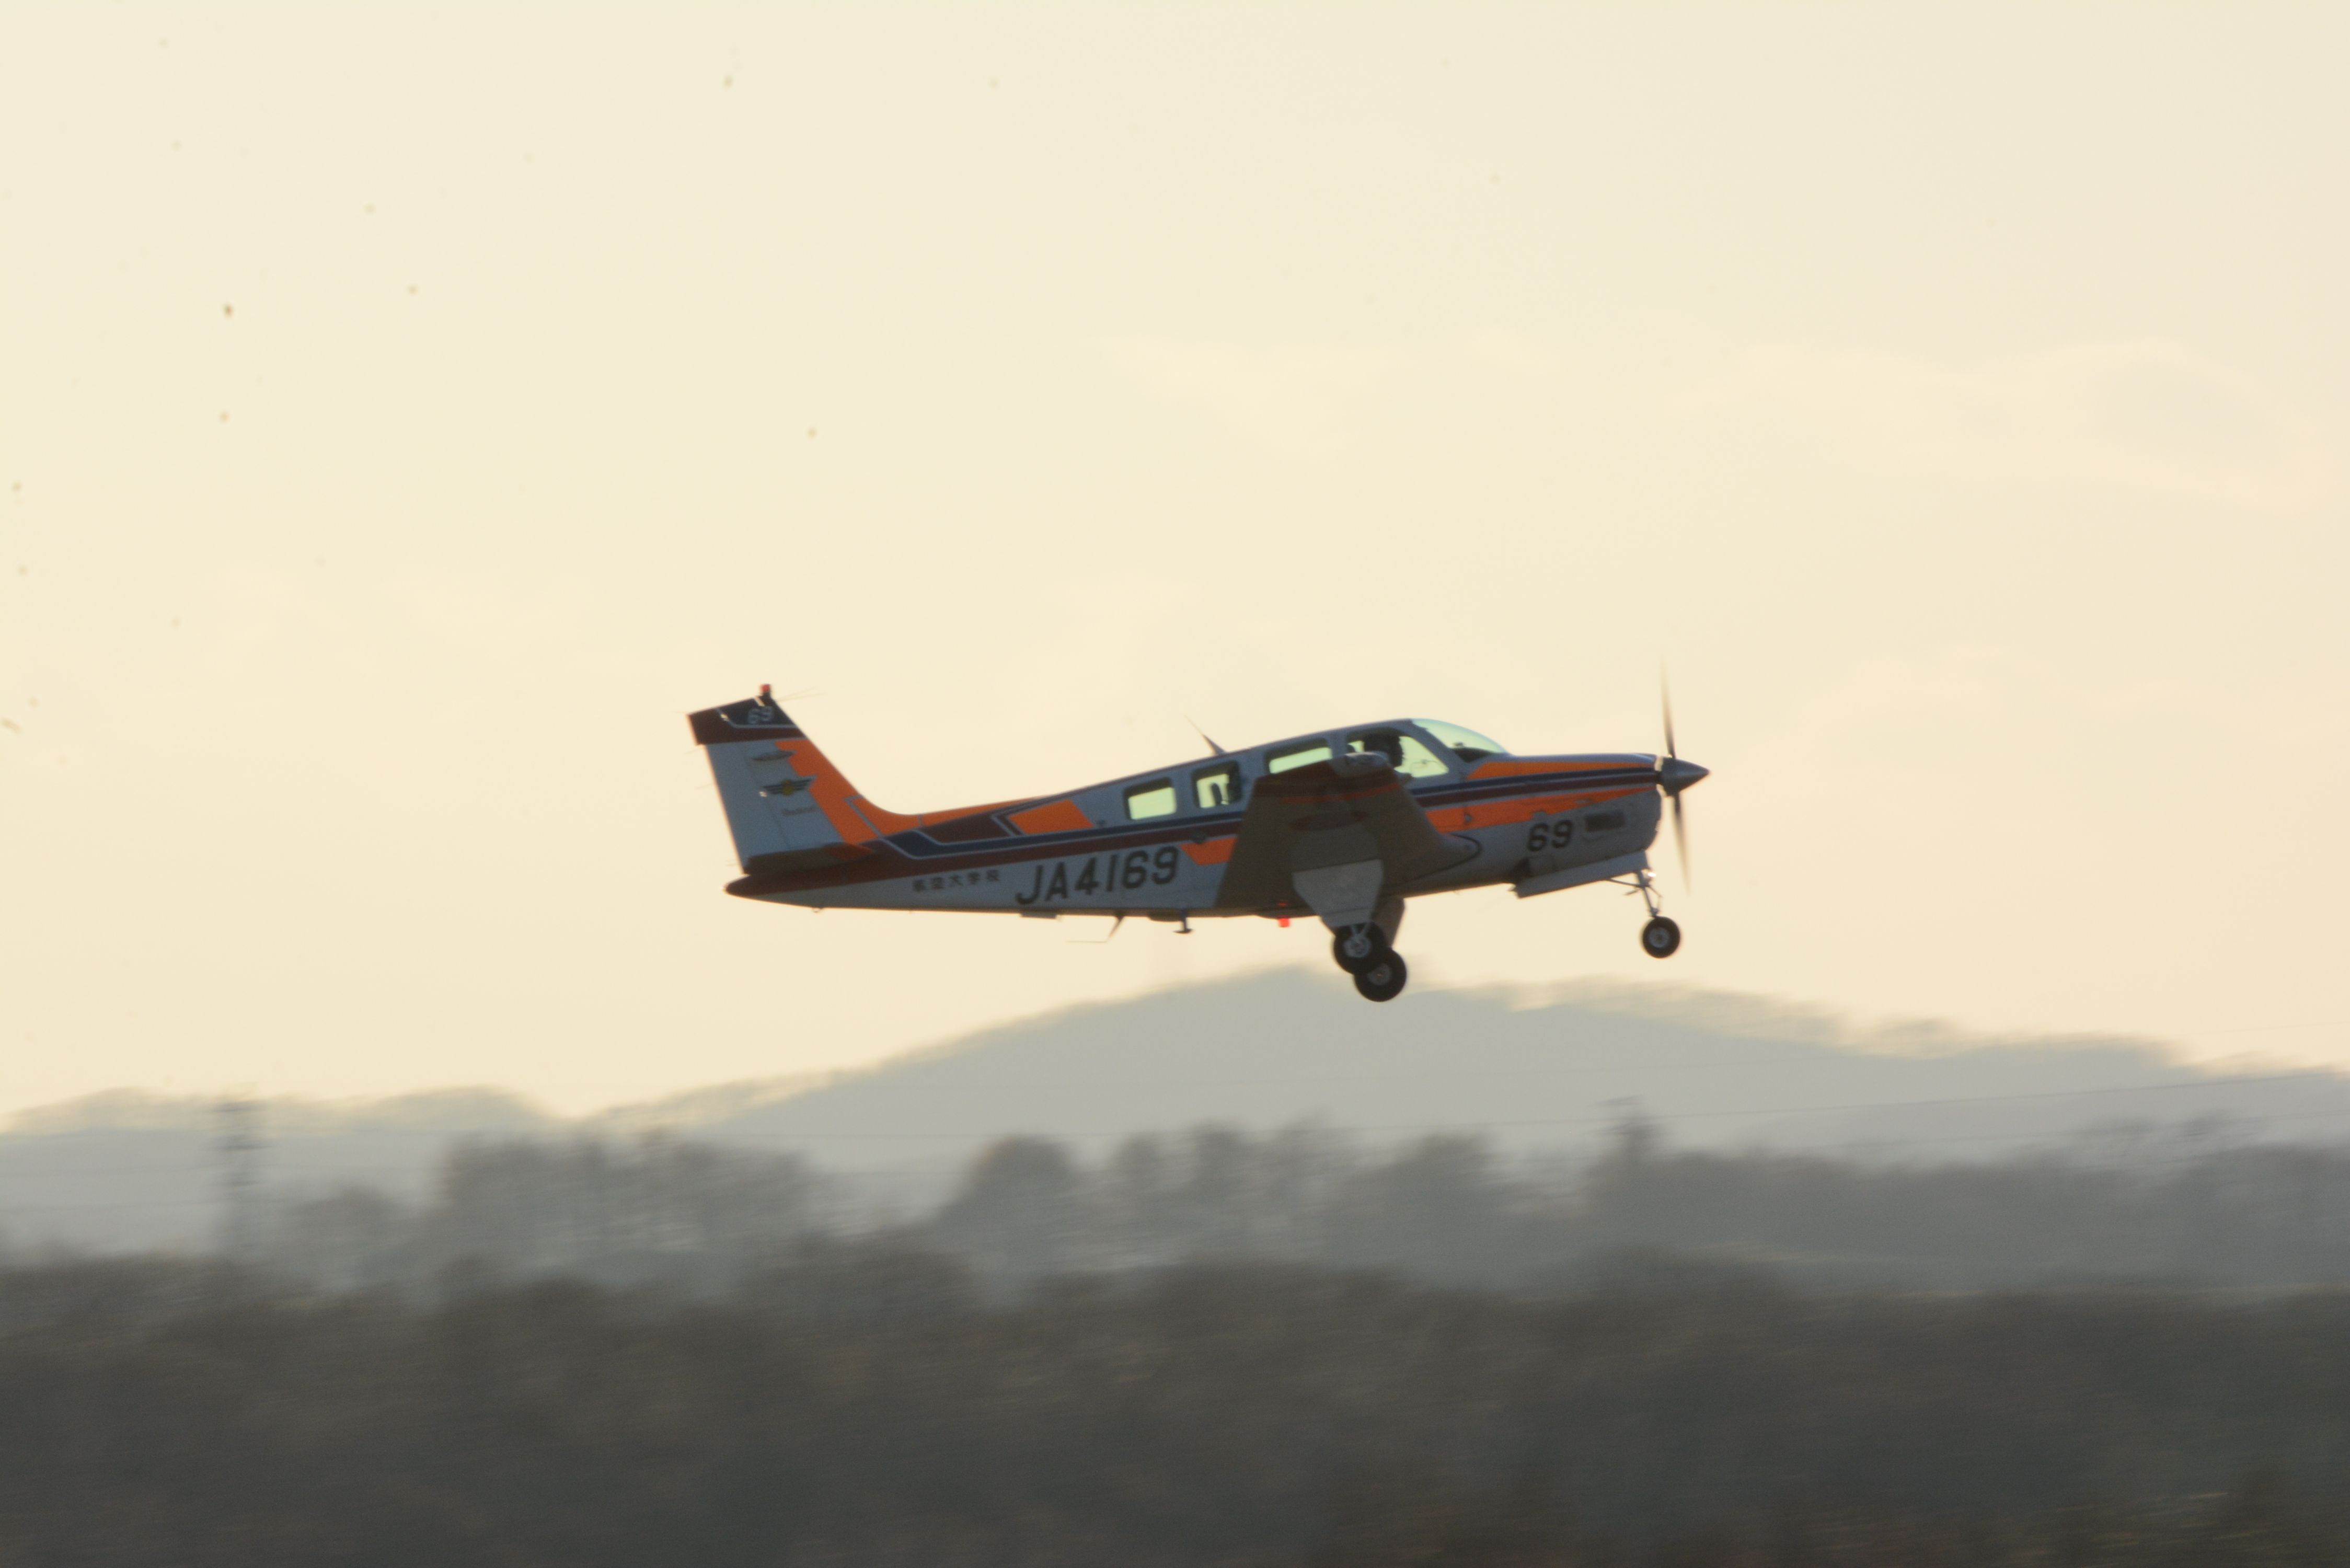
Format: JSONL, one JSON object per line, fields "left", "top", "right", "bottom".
{"left": 214, "top": 1098, "right": 264, "bottom": 1262}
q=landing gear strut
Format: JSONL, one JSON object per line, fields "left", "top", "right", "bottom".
{"left": 1331, "top": 923, "right": 1390, "bottom": 975}
{"left": 1327, "top": 898, "right": 1408, "bottom": 1001}
{"left": 1617, "top": 867, "right": 1683, "bottom": 960}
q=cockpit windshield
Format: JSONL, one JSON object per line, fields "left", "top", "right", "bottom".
{"left": 1414, "top": 719, "right": 1508, "bottom": 762}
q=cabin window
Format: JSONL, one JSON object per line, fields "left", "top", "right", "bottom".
{"left": 1124, "top": 780, "right": 1178, "bottom": 820}
{"left": 1415, "top": 719, "right": 1509, "bottom": 762}
{"left": 1585, "top": 810, "right": 1627, "bottom": 833}
{"left": 1349, "top": 729, "right": 1449, "bottom": 779}
{"left": 1265, "top": 740, "right": 1333, "bottom": 774}
{"left": 1192, "top": 763, "right": 1241, "bottom": 810}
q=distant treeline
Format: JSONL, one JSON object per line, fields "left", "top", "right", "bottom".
{"left": 3, "top": 1254, "right": 2347, "bottom": 1566}
{"left": 153, "top": 1123, "right": 2350, "bottom": 1298}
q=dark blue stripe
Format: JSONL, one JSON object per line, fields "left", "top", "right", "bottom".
{"left": 881, "top": 767, "right": 1654, "bottom": 862}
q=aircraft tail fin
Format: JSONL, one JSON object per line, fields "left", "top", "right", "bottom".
{"left": 688, "top": 688, "right": 901, "bottom": 874}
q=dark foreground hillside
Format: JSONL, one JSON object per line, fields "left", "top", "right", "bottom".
{"left": 4, "top": 1255, "right": 2348, "bottom": 1566}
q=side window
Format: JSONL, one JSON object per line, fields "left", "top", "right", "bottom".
{"left": 1124, "top": 779, "right": 1177, "bottom": 820}
{"left": 1192, "top": 763, "right": 1241, "bottom": 810}
{"left": 1265, "top": 740, "right": 1332, "bottom": 774}
{"left": 1349, "top": 729, "right": 1449, "bottom": 779}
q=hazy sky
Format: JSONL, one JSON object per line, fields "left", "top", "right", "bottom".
{"left": 4, "top": 6, "right": 2345, "bottom": 1117}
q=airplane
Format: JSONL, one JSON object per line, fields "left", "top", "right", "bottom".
{"left": 690, "top": 688, "right": 1709, "bottom": 1002}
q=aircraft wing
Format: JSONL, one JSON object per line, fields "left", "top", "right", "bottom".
{"left": 1214, "top": 754, "right": 1478, "bottom": 924}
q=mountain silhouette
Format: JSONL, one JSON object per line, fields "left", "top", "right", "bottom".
{"left": 692, "top": 968, "right": 2343, "bottom": 1172}
{"left": 6, "top": 970, "right": 2342, "bottom": 1252}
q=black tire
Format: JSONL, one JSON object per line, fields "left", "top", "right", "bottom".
{"left": 1331, "top": 924, "right": 1390, "bottom": 975}
{"left": 1352, "top": 951, "right": 1408, "bottom": 1002}
{"left": 1640, "top": 916, "right": 1681, "bottom": 959}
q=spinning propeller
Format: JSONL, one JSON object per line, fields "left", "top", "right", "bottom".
{"left": 1656, "top": 674, "right": 1709, "bottom": 889}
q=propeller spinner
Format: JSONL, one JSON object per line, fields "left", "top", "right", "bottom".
{"left": 1657, "top": 676, "right": 1709, "bottom": 889}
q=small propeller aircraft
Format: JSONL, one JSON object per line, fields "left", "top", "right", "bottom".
{"left": 690, "top": 689, "right": 1709, "bottom": 1001}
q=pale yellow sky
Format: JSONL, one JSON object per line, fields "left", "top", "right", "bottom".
{"left": 3, "top": 5, "right": 2345, "bottom": 1116}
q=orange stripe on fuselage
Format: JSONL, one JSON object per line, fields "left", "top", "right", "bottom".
{"left": 773, "top": 740, "right": 1017, "bottom": 843}
{"left": 775, "top": 740, "right": 884, "bottom": 844}
{"left": 1008, "top": 799, "right": 1093, "bottom": 836}
{"left": 916, "top": 801, "right": 1018, "bottom": 828}
{"left": 1469, "top": 758, "right": 1643, "bottom": 780}
{"left": 1182, "top": 836, "right": 1236, "bottom": 866}
{"left": 864, "top": 797, "right": 1024, "bottom": 835}
{"left": 1428, "top": 786, "right": 1644, "bottom": 833}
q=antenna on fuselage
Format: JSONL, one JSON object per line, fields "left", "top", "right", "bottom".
{"left": 1186, "top": 717, "right": 1227, "bottom": 757}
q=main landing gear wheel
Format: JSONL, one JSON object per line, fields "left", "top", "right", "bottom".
{"left": 1640, "top": 916, "right": 1682, "bottom": 959}
{"left": 1331, "top": 924, "right": 1391, "bottom": 975}
{"left": 1352, "top": 950, "right": 1408, "bottom": 1002}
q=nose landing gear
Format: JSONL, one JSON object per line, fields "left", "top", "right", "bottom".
{"left": 1621, "top": 867, "right": 1684, "bottom": 960}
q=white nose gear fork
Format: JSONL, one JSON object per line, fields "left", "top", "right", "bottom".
{"left": 1617, "top": 866, "right": 1681, "bottom": 959}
